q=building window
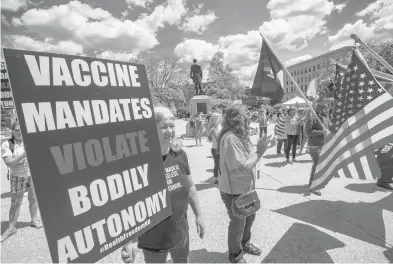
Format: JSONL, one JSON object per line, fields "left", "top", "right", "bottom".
{"left": 317, "top": 64, "right": 320, "bottom": 69}
{"left": 308, "top": 75, "right": 311, "bottom": 82}
{"left": 286, "top": 88, "right": 288, "bottom": 93}
{"left": 286, "top": 81, "right": 289, "bottom": 85}
{"left": 301, "top": 85, "right": 303, "bottom": 90}
{"left": 309, "top": 68, "right": 311, "bottom": 72}
{"left": 301, "top": 69, "right": 303, "bottom": 74}
{"left": 301, "top": 77, "right": 303, "bottom": 82}
{"left": 291, "top": 81, "right": 293, "bottom": 84}
{"left": 305, "top": 84, "right": 307, "bottom": 90}
{"left": 305, "top": 67, "right": 307, "bottom": 73}
{"left": 298, "top": 70, "right": 300, "bottom": 75}
{"left": 313, "top": 65, "right": 315, "bottom": 71}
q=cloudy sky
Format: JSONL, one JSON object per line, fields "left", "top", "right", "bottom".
{"left": 1, "top": 0, "right": 392, "bottom": 85}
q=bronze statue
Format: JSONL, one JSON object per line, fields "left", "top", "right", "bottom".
{"left": 190, "top": 58, "right": 203, "bottom": 95}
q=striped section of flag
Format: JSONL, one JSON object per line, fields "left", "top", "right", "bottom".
{"left": 275, "top": 115, "right": 286, "bottom": 139}
{"left": 310, "top": 48, "right": 393, "bottom": 190}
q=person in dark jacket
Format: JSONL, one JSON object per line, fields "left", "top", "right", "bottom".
{"left": 306, "top": 103, "right": 330, "bottom": 196}
{"left": 190, "top": 58, "right": 203, "bottom": 94}
{"left": 375, "top": 143, "right": 393, "bottom": 190}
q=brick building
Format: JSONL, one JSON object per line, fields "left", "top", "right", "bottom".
{"left": 283, "top": 46, "right": 352, "bottom": 102}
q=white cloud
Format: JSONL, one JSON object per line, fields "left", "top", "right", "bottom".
{"left": 179, "top": 4, "right": 217, "bottom": 34}
{"left": 2, "top": 14, "right": 10, "bottom": 26}
{"left": 96, "top": 51, "right": 136, "bottom": 62}
{"left": 174, "top": 31, "right": 265, "bottom": 85}
{"left": 260, "top": 0, "right": 344, "bottom": 51}
{"left": 12, "top": 1, "right": 159, "bottom": 54}
{"left": 1, "top": 0, "right": 29, "bottom": 12}
{"left": 329, "top": 0, "right": 393, "bottom": 50}
{"left": 8, "top": 35, "right": 84, "bottom": 55}
{"left": 125, "top": 0, "right": 154, "bottom": 9}
{"left": 135, "top": 0, "right": 188, "bottom": 32}
{"left": 284, "top": 54, "right": 312, "bottom": 67}
{"left": 174, "top": 39, "right": 218, "bottom": 63}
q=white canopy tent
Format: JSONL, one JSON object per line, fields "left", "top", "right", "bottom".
{"left": 283, "top": 96, "right": 311, "bottom": 106}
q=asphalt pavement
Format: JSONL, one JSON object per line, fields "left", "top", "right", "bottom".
{"left": 1, "top": 122, "right": 392, "bottom": 263}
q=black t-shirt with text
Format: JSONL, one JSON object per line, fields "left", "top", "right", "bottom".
{"left": 138, "top": 149, "right": 191, "bottom": 251}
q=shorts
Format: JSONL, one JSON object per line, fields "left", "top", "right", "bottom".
{"left": 11, "top": 175, "right": 32, "bottom": 194}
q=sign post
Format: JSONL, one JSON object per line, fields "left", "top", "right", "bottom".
{"left": 3, "top": 49, "right": 172, "bottom": 263}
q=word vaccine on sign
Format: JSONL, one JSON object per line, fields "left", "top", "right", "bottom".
{"left": 3, "top": 49, "right": 172, "bottom": 263}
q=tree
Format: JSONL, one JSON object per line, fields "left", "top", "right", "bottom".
{"left": 361, "top": 38, "right": 393, "bottom": 74}
{"left": 132, "top": 55, "right": 189, "bottom": 106}
{"left": 316, "top": 38, "right": 393, "bottom": 99}
{"left": 206, "top": 51, "right": 245, "bottom": 100}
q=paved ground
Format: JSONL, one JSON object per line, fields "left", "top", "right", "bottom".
{"left": 1, "top": 122, "right": 392, "bottom": 263}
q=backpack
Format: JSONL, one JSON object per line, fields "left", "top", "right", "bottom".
{"left": 6, "top": 139, "right": 15, "bottom": 180}
{"left": 189, "top": 120, "right": 195, "bottom": 127}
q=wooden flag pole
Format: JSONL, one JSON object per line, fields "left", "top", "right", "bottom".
{"left": 350, "top": 34, "right": 393, "bottom": 74}
{"left": 259, "top": 32, "right": 330, "bottom": 133}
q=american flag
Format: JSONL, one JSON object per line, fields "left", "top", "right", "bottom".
{"left": 310, "top": 48, "right": 393, "bottom": 190}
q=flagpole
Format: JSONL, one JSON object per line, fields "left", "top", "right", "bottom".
{"left": 259, "top": 32, "right": 330, "bottom": 133}
{"left": 350, "top": 34, "right": 393, "bottom": 74}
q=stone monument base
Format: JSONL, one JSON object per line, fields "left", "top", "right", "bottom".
{"left": 185, "top": 95, "right": 212, "bottom": 138}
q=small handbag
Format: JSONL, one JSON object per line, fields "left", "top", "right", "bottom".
{"left": 222, "top": 134, "right": 261, "bottom": 219}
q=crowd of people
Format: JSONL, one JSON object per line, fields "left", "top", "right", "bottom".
{"left": 1, "top": 101, "right": 392, "bottom": 263}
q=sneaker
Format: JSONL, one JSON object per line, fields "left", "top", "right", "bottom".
{"left": 213, "top": 180, "right": 219, "bottom": 187}
{"left": 31, "top": 219, "right": 43, "bottom": 229}
{"left": 310, "top": 189, "right": 322, "bottom": 196}
{"left": 377, "top": 183, "right": 393, "bottom": 190}
{"left": 243, "top": 243, "right": 262, "bottom": 256}
{"left": 292, "top": 158, "right": 298, "bottom": 162}
{"left": 286, "top": 159, "right": 290, "bottom": 163}
{"left": 229, "top": 256, "right": 247, "bottom": 263}
{"left": 1, "top": 228, "right": 17, "bottom": 242}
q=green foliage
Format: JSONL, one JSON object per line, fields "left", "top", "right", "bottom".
{"left": 361, "top": 38, "right": 393, "bottom": 74}
{"left": 131, "top": 55, "right": 189, "bottom": 107}
{"left": 206, "top": 51, "right": 245, "bottom": 100}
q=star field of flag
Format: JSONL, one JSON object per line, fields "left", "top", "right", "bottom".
{"left": 331, "top": 51, "right": 387, "bottom": 132}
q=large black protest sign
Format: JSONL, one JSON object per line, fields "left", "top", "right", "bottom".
{"left": 3, "top": 49, "right": 172, "bottom": 263}
{"left": 1, "top": 60, "right": 14, "bottom": 108}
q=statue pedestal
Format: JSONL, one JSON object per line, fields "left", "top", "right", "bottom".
{"left": 185, "top": 95, "right": 212, "bottom": 137}
{"left": 190, "top": 95, "right": 212, "bottom": 117}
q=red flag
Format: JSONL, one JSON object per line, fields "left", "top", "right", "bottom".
{"left": 251, "top": 38, "right": 284, "bottom": 101}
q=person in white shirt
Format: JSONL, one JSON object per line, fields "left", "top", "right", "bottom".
{"left": 1, "top": 121, "right": 42, "bottom": 243}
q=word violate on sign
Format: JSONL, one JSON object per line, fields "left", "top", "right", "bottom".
{"left": 3, "top": 49, "right": 172, "bottom": 263}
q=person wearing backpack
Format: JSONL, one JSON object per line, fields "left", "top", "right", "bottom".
{"left": 1, "top": 121, "right": 42, "bottom": 242}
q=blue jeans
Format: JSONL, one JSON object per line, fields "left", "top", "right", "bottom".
{"left": 221, "top": 192, "right": 256, "bottom": 261}
{"left": 308, "top": 146, "right": 322, "bottom": 187}
{"left": 142, "top": 233, "right": 189, "bottom": 263}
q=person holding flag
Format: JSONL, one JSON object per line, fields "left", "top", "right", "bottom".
{"left": 306, "top": 103, "right": 331, "bottom": 195}
{"left": 309, "top": 38, "right": 393, "bottom": 191}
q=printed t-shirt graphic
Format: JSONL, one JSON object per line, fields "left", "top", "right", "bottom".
{"left": 138, "top": 149, "right": 191, "bottom": 251}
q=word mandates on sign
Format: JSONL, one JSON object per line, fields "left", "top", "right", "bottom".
{"left": 3, "top": 49, "right": 172, "bottom": 263}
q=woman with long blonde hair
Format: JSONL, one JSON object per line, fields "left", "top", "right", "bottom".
{"left": 207, "top": 112, "right": 222, "bottom": 185}
{"left": 121, "top": 106, "right": 205, "bottom": 263}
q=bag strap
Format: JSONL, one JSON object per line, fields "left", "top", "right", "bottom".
{"left": 220, "top": 132, "right": 256, "bottom": 197}
{"left": 8, "top": 139, "right": 15, "bottom": 154}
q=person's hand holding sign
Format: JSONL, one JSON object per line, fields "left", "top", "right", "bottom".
{"left": 121, "top": 242, "right": 139, "bottom": 263}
